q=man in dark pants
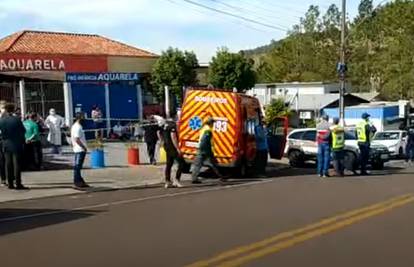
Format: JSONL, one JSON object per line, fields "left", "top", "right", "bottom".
{"left": 159, "top": 120, "right": 184, "bottom": 188}
{"left": 405, "top": 123, "right": 414, "bottom": 166}
{"left": 23, "top": 112, "right": 42, "bottom": 170}
{"left": 356, "top": 112, "right": 376, "bottom": 175}
{"left": 0, "top": 101, "right": 7, "bottom": 186}
{"left": 0, "top": 103, "right": 27, "bottom": 190}
{"left": 330, "top": 117, "right": 345, "bottom": 176}
{"left": 191, "top": 117, "right": 224, "bottom": 184}
{"left": 144, "top": 116, "right": 159, "bottom": 165}
{"left": 71, "top": 112, "right": 90, "bottom": 189}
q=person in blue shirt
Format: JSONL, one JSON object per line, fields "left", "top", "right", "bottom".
{"left": 254, "top": 115, "right": 268, "bottom": 177}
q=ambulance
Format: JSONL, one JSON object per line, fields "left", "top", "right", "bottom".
{"left": 178, "top": 88, "right": 288, "bottom": 175}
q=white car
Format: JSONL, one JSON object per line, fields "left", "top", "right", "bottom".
{"left": 372, "top": 130, "right": 407, "bottom": 158}
{"left": 284, "top": 128, "right": 390, "bottom": 170}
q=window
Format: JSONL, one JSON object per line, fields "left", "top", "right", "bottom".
{"left": 374, "top": 132, "right": 400, "bottom": 140}
{"left": 345, "top": 131, "right": 357, "bottom": 140}
{"left": 302, "top": 131, "right": 317, "bottom": 141}
{"left": 402, "top": 132, "right": 408, "bottom": 139}
{"left": 288, "top": 131, "right": 304, "bottom": 140}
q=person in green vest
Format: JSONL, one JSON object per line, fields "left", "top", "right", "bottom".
{"left": 330, "top": 117, "right": 345, "bottom": 177}
{"left": 356, "top": 113, "right": 377, "bottom": 175}
{"left": 191, "top": 117, "right": 224, "bottom": 184}
{"left": 23, "top": 112, "right": 42, "bottom": 170}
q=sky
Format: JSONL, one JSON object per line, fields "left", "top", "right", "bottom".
{"left": 0, "top": 0, "right": 390, "bottom": 62}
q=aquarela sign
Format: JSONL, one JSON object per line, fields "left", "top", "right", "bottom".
{"left": 0, "top": 54, "right": 108, "bottom": 73}
{"left": 0, "top": 58, "right": 65, "bottom": 72}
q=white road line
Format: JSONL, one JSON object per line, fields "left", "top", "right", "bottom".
{"left": 0, "top": 179, "right": 272, "bottom": 223}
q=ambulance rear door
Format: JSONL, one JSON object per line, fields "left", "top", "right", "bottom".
{"left": 267, "top": 117, "right": 288, "bottom": 159}
{"left": 178, "top": 90, "right": 238, "bottom": 165}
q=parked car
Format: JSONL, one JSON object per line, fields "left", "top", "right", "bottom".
{"left": 372, "top": 130, "right": 407, "bottom": 158}
{"left": 285, "top": 128, "right": 390, "bottom": 170}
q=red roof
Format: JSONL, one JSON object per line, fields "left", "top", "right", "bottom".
{"left": 0, "top": 30, "right": 158, "bottom": 58}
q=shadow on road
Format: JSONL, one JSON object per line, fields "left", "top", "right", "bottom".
{"left": 0, "top": 208, "right": 102, "bottom": 236}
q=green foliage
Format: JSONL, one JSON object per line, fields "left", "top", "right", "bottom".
{"left": 252, "top": 0, "right": 414, "bottom": 101}
{"left": 265, "top": 98, "right": 291, "bottom": 124}
{"left": 208, "top": 48, "right": 256, "bottom": 92}
{"left": 304, "top": 119, "right": 317, "bottom": 128}
{"left": 151, "top": 47, "right": 198, "bottom": 101}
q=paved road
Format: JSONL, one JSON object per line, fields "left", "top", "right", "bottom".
{"left": 1, "top": 165, "right": 414, "bottom": 267}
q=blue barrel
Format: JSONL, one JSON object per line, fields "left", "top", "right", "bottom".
{"left": 90, "top": 149, "right": 105, "bottom": 169}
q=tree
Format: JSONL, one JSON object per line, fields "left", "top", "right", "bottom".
{"left": 303, "top": 5, "right": 321, "bottom": 33}
{"left": 250, "top": 0, "right": 414, "bottom": 101}
{"left": 358, "top": 0, "right": 374, "bottom": 20}
{"left": 322, "top": 4, "right": 341, "bottom": 31}
{"left": 208, "top": 48, "right": 256, "bottom": 91}
{"left": 151, "top": 47, "right": 198, "bottom": 101}
{"left": 265, "top": 98, "right": 291, "bottom": 124}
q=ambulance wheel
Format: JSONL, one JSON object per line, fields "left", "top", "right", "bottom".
{"left": 235, "top": 161, "right": 248, "bottom": 178}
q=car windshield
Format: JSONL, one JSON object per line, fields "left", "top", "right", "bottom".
{"left": 345, "top": 131, "right": 357, "bottom": 140}
{"left": 374, "top": 132, "right": 400, "bottom": 140}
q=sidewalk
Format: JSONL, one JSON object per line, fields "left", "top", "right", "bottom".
{"left": 0, "top": 142, "right": 289, "bottom": 203}
{"left": 0, "top": 165, "right": 171, "bottom": 203}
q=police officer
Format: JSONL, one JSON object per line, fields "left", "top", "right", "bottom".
{"left": 356, "top": 113, "right": 376, "bottom": 175}
{"left": 405, "top": 123, "right": 414, "bottom": 166}
{"left": 330, "top": 117, "right": 345, "bottom": 177}
{"left": 191, "top": 117, "right": 224, "bottom": 184}
{"left": 316, "top": 114, "right": 331, "bottom": 178}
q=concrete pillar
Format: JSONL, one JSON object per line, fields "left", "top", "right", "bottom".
{"left": 19, "top": 80, "right": 26, "bottom": 118}
{"left": 137, "top": 84, "right": 143, "bottom": 120}
{"left": 104, "top": 83, "right": 111, "bottom": 137}
{"left": 63, "top": 82, "right": 73, "bottom": 126}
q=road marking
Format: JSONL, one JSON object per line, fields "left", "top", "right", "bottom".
{"left": 0, "top": 179, "right": 272, "bottom": 223}
{"left": 186, "top": 194, "right": 414, "bottom": 267}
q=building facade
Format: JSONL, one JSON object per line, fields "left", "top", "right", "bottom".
{"left": 0, "top": 30, "right": 158, "bottom": 132}
{"left": 249, "top": 82, "right": 352, "bottom": 107}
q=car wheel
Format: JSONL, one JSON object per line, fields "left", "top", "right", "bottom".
{"left": 398, "top": 147, "right": 404, "bottom": 159}
{"left": 288, "top": 150, "right": 304, "bottom": 168}
{"left": 344, "top": 151, "right": 357, "bottom": 171}
{"left": 372, "top": 161, "right": 384, "bottom": 170}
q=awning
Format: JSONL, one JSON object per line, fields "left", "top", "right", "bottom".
{"left": 0, "top": 71, "right": 65, "bottom": 81}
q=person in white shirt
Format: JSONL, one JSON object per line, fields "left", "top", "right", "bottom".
{"left": 45, "top": 108, "right": 65, "bottom": 154}
{"left": 71, "top": 112, "right": 89, "bottom": 189}
{"left": 91, "top": 105, "right": 103, "bottom": 139}
{"left": 113, "top": 121, "right": 123, "bottom": 138}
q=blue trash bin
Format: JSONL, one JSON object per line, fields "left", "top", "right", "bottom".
{"left": 90, "top": 149, "right": 105, "bottom": 169}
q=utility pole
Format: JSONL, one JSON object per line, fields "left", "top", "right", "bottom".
{"left": 339, "top": 0, "right": 347, "bottom": 126}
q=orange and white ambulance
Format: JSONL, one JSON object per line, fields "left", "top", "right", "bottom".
{"left": 178, "top": 88, "right": 288, "bottom": 174}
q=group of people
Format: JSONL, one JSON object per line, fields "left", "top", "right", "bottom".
{"left": 316, "top": 112, "right": 377, "bottom": 177}
{"left": 144, "top": 114, "right": 269, "bottom": 189}
{"left": 0, "top": 103, "right": 67, "bottom": 190}
{"left": 157, "top": 117, "right": 226, "bottom": 188}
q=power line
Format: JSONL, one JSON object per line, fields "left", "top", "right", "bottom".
{"left": 165, "top": 0, "right": 272, "bottom": 33}
{"left": 207, "top": 0, "right": 292, "bottom": 29}
{"left": 180, "top": 0, "right": 289, "bottom": 32}
{"left": 236, "top": 0, "right": 302, "bottom": 23}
